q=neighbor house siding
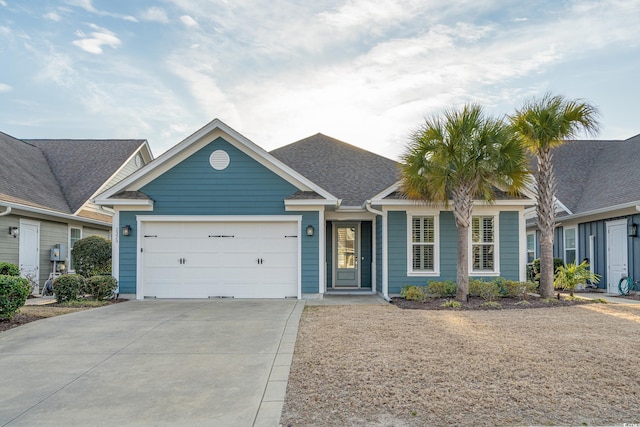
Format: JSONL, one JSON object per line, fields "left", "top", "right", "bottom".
{"left": 325, "top": 221, "right": 332, "bottom": 288}
{"left": 0, "top": 214, "right": 20, "bottom": 264}
{"left": 117, "top": 136, "right": 320, "bottom": 295}
{"left": 375, "top": 215, "right": 382, "bottom": 293}
{"left": 553, "top": 226, "right": 564, "bottom": 259}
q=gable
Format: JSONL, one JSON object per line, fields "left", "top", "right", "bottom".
{"left": 96, "top": 119, "right": 338, "bottom": 207}
{"left": 140, "top": 137, "right": 300, "bottom": 215}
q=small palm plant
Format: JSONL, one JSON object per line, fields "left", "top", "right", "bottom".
{"left": 554, "top": 260, "right": 601, "bottom": 297}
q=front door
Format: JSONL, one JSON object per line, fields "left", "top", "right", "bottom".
{"left": 19, "top": 219, "right": 40, "bottom": 286}
{"left": 606, "top": 219, "right": 628, "bottom": 293}
{"left": 334, "top": 223, "right": 359, "bottom": 287}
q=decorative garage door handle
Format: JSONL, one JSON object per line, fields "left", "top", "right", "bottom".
{"left": 208, "top": 235, "right": 235, "bottom": 238}
{"left": 257, "top": 258, "right": 264, "bottom": 264}
{"left": 178, "top": 258, "right": 187, "bottom": 264}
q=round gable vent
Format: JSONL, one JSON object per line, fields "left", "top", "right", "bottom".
{"left": 209, "top": 150, "right": 230, "bottom": 170}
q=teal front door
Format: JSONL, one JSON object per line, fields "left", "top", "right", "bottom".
{"left": 334, "top": 223, "right": 359, "bottom": 287}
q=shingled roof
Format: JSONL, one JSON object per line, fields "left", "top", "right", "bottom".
{"left": 270, "top": 133, "right": 400, "bottom": 207}
{"left": 534, "top": 134, "right": 640, "bottom": 216}
{"left": 0, "top": 132, "right": 146, "bottom": 215}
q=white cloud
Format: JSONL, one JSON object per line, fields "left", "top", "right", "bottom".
{"left": 43, "top": 11, "right": 62, "bottom": 21}
{"left": 140, "top": 7, "right": 169, "bottom": 23}
{"left": 72, "top": 26, "right": 121, "bottom": 54}
{"left": 180, "top": 15, "right": 198, "bottom": 27}
{"left": 66, "top": 0, "right": 138, "bottom": 22}
{"left": 0, "top": 83, "right": 12, "bottom": 92}
{"left": 0, "top": 0, "right": 7, "bottom": 6}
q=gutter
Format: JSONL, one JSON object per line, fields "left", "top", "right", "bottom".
{"left": 0, "top": 206, "right": 11, "bottom": 217}
{"left": 365, "top": 201, "right": 383, "bottom": 216}
{"left": 0, "top": 201, "right": 111, "bottom": 227}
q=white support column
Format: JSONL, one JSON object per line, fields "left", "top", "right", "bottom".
{"left": 318, "top": 208, "right": 325, "bottom": 295}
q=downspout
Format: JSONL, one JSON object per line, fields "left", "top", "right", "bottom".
{"left": 0, "top": 206, "right": 12, "bottom": 216}
{"left": 366, "top": 201, "right": 391, "bottom": 302}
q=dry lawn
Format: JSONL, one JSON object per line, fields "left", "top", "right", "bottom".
{"left": 281, "top": 303, "right": 640, "bottom": 426}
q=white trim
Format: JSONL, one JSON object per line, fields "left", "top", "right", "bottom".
{"left": 521, "top": 211, "right": 529, "bottom": 281}
{"left": 606, "top": 218, "right": 628, "bottom": 293}
{"left": 375, "top": 199, "right": 534, "bottom": 207}
{"left": 284, "top": 199, "right": 338, "bottom": 207}
{"left": 112, "top": 209, "right": 120, "bottom": 292}
{"left": 325, "top": 211, "right": 376, "bottom": 221}
{"left": 382, "top": 207, "right": 389, "bottom": 299}
{"left": 68, "top": 226, "right": 82, "bottom": 273}
{"left": 0, "top": 201, "right": 111, "bottom": 226}
{"left": 371, "top": 215, "right": 377, "bottom": 292}
{"left": 95, "top": 119, "right": 338, "bottom": 204}
{"left": 469, "top": 212, "right": 500, "bottom": 277}
{"left": 370, "top": 181, "right": 401, "bottom": 202}
{"left": 97, "top": 198, "right": 154, "bottom": 208}
{"left": 135, "top": 215, "right": 303, "bottom": 300}
{"left": 563, "top": 226, "right": 578, "bottom": 264}
{"left": 331, "top": 222, "right": 361, "bottom": 288}
{"left": 19, "top": 219, "right": 40, "bottom": 283}
{"left": 526, "top": 231, "right": 536, "bottom": 263}
{"left": 406, "top": 211, "right": 440, "bottom": 277}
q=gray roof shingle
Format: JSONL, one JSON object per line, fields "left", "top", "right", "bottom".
{"left": 541, "top": 134, "right": 640, "bottom": 215}
{"left": 271, "top": 133, "right": 400, "bottom": 207}
{"left": 0, "top": 132, "right": 145, "bottom": 215}
{"left": 26, "top": 139, "right": 146, "bottom": 213}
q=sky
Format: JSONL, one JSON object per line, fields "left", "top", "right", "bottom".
{"left": 1, "top": 0, "right": 639, "bottom": 161}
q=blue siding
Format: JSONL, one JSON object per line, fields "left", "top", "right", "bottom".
{"left": 553, "top": 227, "right": 564, "bottom": 259}
{"left": 578, "top": 213, "right": 640, "bottom": 289}
{"left": 375, "top": 216, "right": 382, "bottom": 292}
{"left": 118, "top": 136, "right": 319, "bottom": 295}
{"left": 499, "top": 211, "right": 520, "bottom": 281}
{"left": 386, "top": 210, "right": 521, "bottom": 294}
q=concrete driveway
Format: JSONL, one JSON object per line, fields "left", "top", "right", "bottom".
{"left": 0, "top": 299, "right": 304, "bottom": 427}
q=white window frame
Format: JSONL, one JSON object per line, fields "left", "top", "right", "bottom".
{"left": 469, "top": 213, "right": 500, "bottom": 276}
{"left": 526, "top": 232, "right": 536, "bottom": 263}
{"left": 406, "top": 212, "right": 440, "bottom": 276}
{"left": 68, "top": 227, "right": 82, "bottom": 273}
{"left": 563, "top": 226, "right": 577, "bottom": 265}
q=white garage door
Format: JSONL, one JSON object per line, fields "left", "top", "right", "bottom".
{"left": 142, "top": 221, "right": 298, "bottom": 298}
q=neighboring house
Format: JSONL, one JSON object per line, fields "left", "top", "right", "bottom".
{"left": 95, "top": 119, "right": 534, "bottom": 300}
{"left": 0, "top": 131, "right": 153, "bottom": 289}
{"left": 526, "top": 134, "right": 640, "bottom": 293}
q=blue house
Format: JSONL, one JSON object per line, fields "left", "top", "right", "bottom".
{"left": 526, "top": 134, "right": 640, "bottom": 293}
{"left": 96, "top": 119, "right": 534, "bottom": 300}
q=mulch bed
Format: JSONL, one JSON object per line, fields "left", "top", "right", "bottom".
{"left": 392, "top": 295, "right": 595, "bottom": 310}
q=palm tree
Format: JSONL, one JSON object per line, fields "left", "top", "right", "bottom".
{"left": 402, "top": 104, "right": 530, "bottom": 302}
{"left": 511, "top": 93, "right": 599, "bottom": 299}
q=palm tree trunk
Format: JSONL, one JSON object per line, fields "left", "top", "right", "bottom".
{"left": 536, "top": 147, "right": 557, "bottom": 298}
{"left": 453, "top": 186, "right": 474, "bottom": 302}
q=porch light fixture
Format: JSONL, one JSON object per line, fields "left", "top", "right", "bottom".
{"left": 306, "top": 225, "right": 314, "bottom": 237}
{"left": 8, "top": 226, "right": 18, "bottom": 238}
{"left": 122, "top": 225, "right": 132, "bottom": 236}
{"left": 629, "top": 223, "right": 637, "bottom": 237}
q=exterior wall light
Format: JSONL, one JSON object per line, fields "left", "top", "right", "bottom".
{"left": 629, "top": 223, "right": 637, "bottom": 237}
{"left": 122, "top": 225, "right": 132, "bottom": 236}
{"left": 306, "top": 225, "right": 314, "bottom": 237}
{"left": 8, "top": 226, "right": 18, "bottom": 238}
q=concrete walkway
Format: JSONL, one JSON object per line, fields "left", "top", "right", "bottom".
{"left": 1, "top": 299, "right": 304, "bottom": 427}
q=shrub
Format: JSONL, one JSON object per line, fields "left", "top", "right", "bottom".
{"left": 531, "top": 258, "right": 565, "bottom": 283}
{"left": 71, "top": 236, "right": 112, "bottom": 278}
{"left": 554, "top": 261, "right": 601, "bottom": 296}
{"left": 441, "top": 300, "right": 461, "bottom": 308}
{"left": 497, "top": 278, "right": 538, "bottom": 299}
{"left": 0, "top": 262, "right": 19, "bottom": 276}
{"left": 469, "top": 279, "right": 500, "bottom": 301}
{"left": 0, "top": 275, "right": 30, "bottom": 319}
{"left": 426, "top": 280, "right": 457, "bottom": 298}
{"left": 53, "top": 274, "right": 85, "bottom": 302}
{"left": 83, "top": 275, "right": 118, "bottom": 300}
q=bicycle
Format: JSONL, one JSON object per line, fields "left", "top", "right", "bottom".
{"left": 618, "top": 276, "right": 640, "bottom": 296}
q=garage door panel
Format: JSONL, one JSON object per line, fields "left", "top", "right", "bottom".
{"left": 142, "top": 220, "right": 298, "bottom": 298}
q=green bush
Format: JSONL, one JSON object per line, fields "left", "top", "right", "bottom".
{"left": 0, "top": 262, "right": 20, "bottom": 276}
{"left": 496, "top": 278, "right": 538, "bottom": 299}
{"left": 426, "top": 280, "right": 457, "bottom": 298}
{"left": 72, "top": 236, "right": 112, "bottom": 278}
{"left": 469, "top": 279, "right": 500, "bottom": 301}
{"left": 83, "top": 275, "right": 118, "bottom": 300}
{"left": 400, "top": 285, "right": 426, "bottom": 301}
{"left": 0, "top": 275, "right": 30, "bottom": 319}
{"left": 441, "top": 300, "right": 461, "bottom": 308}
{"left": 531, "top": 258, "right": 565, "bottom": 282}
{"left": 53, "top": 274, "right": 85, "bottom": 302}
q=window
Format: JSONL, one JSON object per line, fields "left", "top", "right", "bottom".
{"left": 564, "top": 227, "right": 577, "bottom": 265}
{"left": 527, "top": 233, "right": 535, "bottom": 263}
{"left": 408, "top": 215, "right": 439, "bottom": 275}
{"left": 471, "top": 216, "right": 496, "bottom": 273}
{"left": 69, "top": 227, "right": 82, "bottom": 272}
